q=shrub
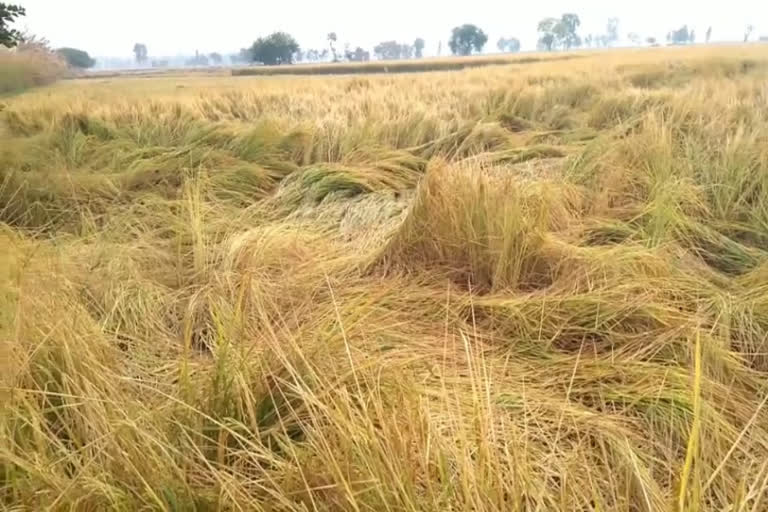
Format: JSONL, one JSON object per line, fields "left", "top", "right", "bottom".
{"left": 56, "top": 47, "right": 96, "bottom": 69}
{"left": 0, "top": 49, "right": 67, "bottom": 93}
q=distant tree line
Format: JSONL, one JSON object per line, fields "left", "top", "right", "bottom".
{"left": 10, "top": 0, "right": 763, "bottom": 74}
{"left": 130, "top": 16, "right": 756, "bottom": 70}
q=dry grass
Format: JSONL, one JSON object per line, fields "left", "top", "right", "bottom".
{"left": 2, "top": 44, "right": 768, "bottom": 511}
{"left": 0, "top": 49, "right": 67, "bottom": 95}
{"left": 231, "top": 53, "right": 581, "bottom": 76}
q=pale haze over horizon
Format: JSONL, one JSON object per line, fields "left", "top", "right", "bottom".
{"left": 16, "top": 0, "right": 768, "bottom": 58}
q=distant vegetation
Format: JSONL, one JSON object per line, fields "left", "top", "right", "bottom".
{"left": 231, "top": 54, "right": 577, "bottom": 76}
{"left": 448, "top": 24, "right": 488, "bottom": 56}
{"left": 537, "top": 14, "right": 582, "bottom": 51}
{"left": 5, "top": 0, "right": 763, "bottom": 78}
{"left": 185, "top": 52, "right": 210, "bottom": 67}
{"left": 0, "top": 50, "right": 66, "bottom": 93}
{"left": 209, "top": 52, "right": 223, "bottom": 65}
{"left": 56, "top": 47, "right": 95, "bottom": 68}
{"left": 0, "top": 5, "right": 68, "bottom": 93}
{"left": 373, "top": 40, "right": 415, "bottom": 60}
{"left": 414, "top": 37, "right": 425, "bottom": 58}
{"left": 497, "top": 37, "right": 521, "bottom": 53}
{"left": 249, "top": 32, "right": 300, "bottom": 65}
{"left": 667, "top": 25, "right": 697, "bottom": 45}
{"left": 132, "top": 42, "right": 148, "bottom": 64}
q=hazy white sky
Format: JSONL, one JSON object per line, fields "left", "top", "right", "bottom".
{"left": 15, "top": 0, "right": 768, "bottom": 57}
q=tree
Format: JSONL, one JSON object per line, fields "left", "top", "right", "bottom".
{"left": 705, "top": 26, "right": 712, "bottom": 44}
{"left": 56, "top": 47, "right": 96, "bottom": 69}
{"left": 231, "top": 48, "right": 252, "bottom": 64}
{"left": 133, "top": 43, "right": 148, "bottom": 64}
{"left": 0, "top": 2, "right": 25, "bottom": 48}
{"left": 537, "top": 18, "right": 558, "bottom": 51}
{"left": 646, "top": 36, "right": 657, "bottom": 45}
{"left": 345, "top": 46, "right": 370, "bottom": 62}
{"left": 372, "top": 41, "right": 415, "bottom": 60}
{"left": 668, "top": 25, "right": 690, "bottom": 45}
{"left": 250, "top": 32, "right": 300, "bottom": 65}
{"left": 448, "top": 24, "right": 488, "bottom": 56}
{"left": 327, "top": 32, "right": 338, "bottom": 61}
{"left": 538, "top": 33, "right": 555, "bottom": 52}
{"left": 414, "top": 38, "right": 425, "bottom": 58}
{"left": 373, "top": 40, "right": 395, "bottom": 60}
{"left": 305, "top": 49, "right": 320, "bottom": 61}
{"left": 209, "top": 52, "right": 223, "bottom": 65}
{"left": 538, "top": 14, "right": 581, "bottom": 51}
{"left": 628, "top": 32, "right": 641, "bottom": 46}
{"left": 606, "top": 17, "right": 620, "bottom": 45}
{"left": 497, "top": 37, "right": 521, "bottom": 53}
{"left": 558, "top": 13, "right": 582, "bottom": 49}
{"left": 745, "top": 24, "right": 754, "bottom": 43}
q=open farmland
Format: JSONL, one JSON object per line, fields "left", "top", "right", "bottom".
{"left": 3, "top": 46, "right": 768, "bottom": 510}
{"left": 230, "top": 53, "right": 580, "bottom": 76}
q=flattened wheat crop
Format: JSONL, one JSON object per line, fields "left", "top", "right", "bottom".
{"left": 2, "top": 45, "right": 768, "bottom": 511}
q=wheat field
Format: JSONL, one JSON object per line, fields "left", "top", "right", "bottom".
{"left": 2, "top": 46, "right": 768, "bottom": 511}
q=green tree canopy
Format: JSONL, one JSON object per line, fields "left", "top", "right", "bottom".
{"left": 250, "top": 32, "right": 300, "bottom": 65}
{"left": 449, "top": 24, "right": 488, "bottom": 56}
{"left": 0, "top": 2, "right": 25, "bottom": 48}
{"left": 56, "top": 47, "right": 96, "bottom": 69}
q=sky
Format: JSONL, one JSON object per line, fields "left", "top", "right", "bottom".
{"left": 14, "top": 0, "right": 768, "bottom": 58}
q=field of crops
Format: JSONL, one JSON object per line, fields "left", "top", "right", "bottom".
{"left": 3, "top": 46, "right": 768, "bottom": 511}
{"left": 230, "top": 53, "right": 578, "bottom": 76}
{"left": 0, "top": 49, "right": 66, "bottom": 94}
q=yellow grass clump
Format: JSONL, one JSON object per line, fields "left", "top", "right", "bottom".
{"left": 0, "top": 48, "right": 67, "bottom": 95}
{"left": 2, "top": 45, "right": 768, "bottom": 511}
